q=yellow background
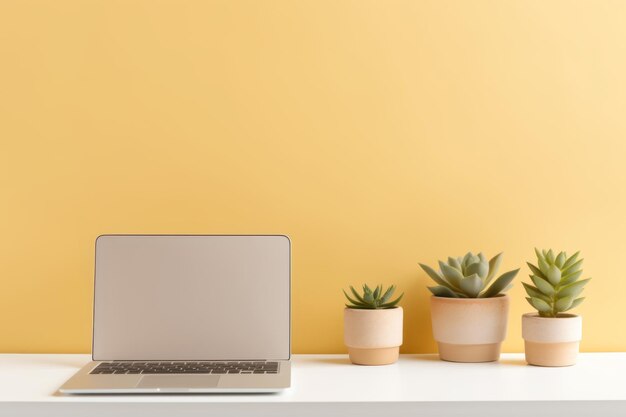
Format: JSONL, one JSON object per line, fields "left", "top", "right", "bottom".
{"left": 1, "top": 0, "right": 625, "bottom": 354}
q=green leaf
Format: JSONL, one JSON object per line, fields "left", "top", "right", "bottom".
{"left": 372, "top": 285, "right": 381, "bottom": 300}
{"left": 561, "top": 259, "right": 583, "bottom": 277}
{"left": 563, "top": 251, "right": 580, "bottom": 269}
{"left": 530, "top": 275, "right": 555, "bottom": 296}
{"left": 522, "top": 282, "right": 551, "bottom": 303}
{"left": 466, "top": 261, "right": 489, "bottom": 280}
{"left": 528, "top": 296, "right": 552, "bottom": 313}
{"left": 459, "top": 274, "right": 483, "bottom": 297}
{"left": 448, "top": 257, "right": 462, "bottom": 271}
{"left": 501, "top": 284, "right": 513, "bottom": 293}
{"left": 462, "top": 252, "right": 474, "bottom": 267}
{"left": 560, "top": 269, "right": 583, "bottom": 286}
{"left": 566, "top": 297, "right": 585, "bottom": 311}
{"left": 555, "top": 252, "right": 566, "bottom": 268}
{"left": 439, "top": 261, "right": 464, "bottom": 289}
{"left": 526, "top": 262, "right": 547, "bottom": 280}
{"left": 545, "top": 249, "right": 555, "bottom": 264}
{"left": 481, "top": 268, "right": 519, "bottom": 298}
{"left": 485, "top": 252, "right": 503, "bottom": 285}
{"left": 419, "top": 263, "right": 449, "bottom": 287}
{"left": 350, "top": 286, "right": 367, "bottom": 304}
{"left": 380, "top": 293, "right": 404, "bottom": 308}
{"left": 428, "top": 285, "right": 459, "bottom": 298}
{"left": 379, "top": 285, "right": 396, "bottom": 304}
{"left": 555, "top": 296, "right": 574, "bottom": 312}
{"left": 363, "top": 289, "right": 374, "bottom": 304}
{"left": 546, "top": 264, "right": 562, "bottom": 286}
{"left": 343, "top": 290, "right": 368, "bottom": 307}
{"left": 534, "top": 248, "right": 545, "bottom": 263}
{"left": 557, "top": 278, "right": 590, "bottom": 299}
{"left": 538, "top": 256, "right": 551, "bottom": 276}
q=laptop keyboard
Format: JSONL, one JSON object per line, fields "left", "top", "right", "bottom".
{"left": 90, "top": 361, "right": 279, "bottom": 375}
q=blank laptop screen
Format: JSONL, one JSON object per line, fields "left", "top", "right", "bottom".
{"left": 92, "top": 235, "right": 290, "bottom": 361}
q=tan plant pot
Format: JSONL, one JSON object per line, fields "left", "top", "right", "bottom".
{"left": 522, "top": 313, "right": 582, "bottom": 367}
{"left": 343, "top": 307, "right": 403, "bottom": 365}
{"left": 430, "top": 295, "right": 509, "bottom": 362}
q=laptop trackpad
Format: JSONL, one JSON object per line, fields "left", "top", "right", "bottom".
{"left": 137, "top": 375, "right": 220, "bottom": 389}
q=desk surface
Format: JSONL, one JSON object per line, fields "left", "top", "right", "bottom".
{"left": 2, "top": 353, "right": 625, "bottom": 416}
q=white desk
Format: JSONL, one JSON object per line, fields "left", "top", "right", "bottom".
{"left": 1, "top": 353, "right": 625, "bottom": 416}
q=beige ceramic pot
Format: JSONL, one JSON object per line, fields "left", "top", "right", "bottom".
{"left": 344, "top": 307, "right": 403, "bottom": 365}
{"left": 522, "top": 313, "right": 582, "bottom": 367}
{"left": 430, "top": 295, "right": 509, "bottom": 362}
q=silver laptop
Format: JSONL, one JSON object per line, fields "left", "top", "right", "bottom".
{"left": 60, "top": 235, "right": 291, "bottom": 394}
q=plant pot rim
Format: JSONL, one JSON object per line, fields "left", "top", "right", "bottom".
{"left": 522, "top": 312, "right": 580, "bottom": 320}
{"left": 431, "top": 294, "right": 509, "bottom": 302}
{"left": 344, "top": 306, "right": 403, "bottom": 312}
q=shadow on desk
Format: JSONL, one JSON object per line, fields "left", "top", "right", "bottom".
{"left": 308, "top": 357, "right": 352, "bottom": 365}
{"left": 308, "top": 354, "right": 528, "bottom": 367}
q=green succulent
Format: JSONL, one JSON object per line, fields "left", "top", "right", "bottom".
{"left": 419, "top": 252, "right": 519, "bottom": 298}
{"left": 523, "top": 249, "right": 590, "bottom": 317}
{"left": 343, "top": 284, "right": 403, "bottom": 309}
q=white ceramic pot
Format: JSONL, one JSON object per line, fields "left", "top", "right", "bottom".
{"left": 430, "top": 295, "right": 509, "bottom": 362}
{"left": 343, "top": 307, "right": 403, "bottom": 365}
{"left": 522, "top": 313, "right": 582, "bottom": 367}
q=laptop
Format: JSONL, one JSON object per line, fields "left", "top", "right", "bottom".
{"left": 59, "top": 234, "right": 291, "bottom": 394}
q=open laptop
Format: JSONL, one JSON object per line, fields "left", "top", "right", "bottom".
{"left": 59, "top": 234, "right": 291, "bottom": 394}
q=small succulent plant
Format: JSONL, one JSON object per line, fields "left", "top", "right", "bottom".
{"left": 419, "top": 252, "right": 519, "bottom": 298}
{"left": 523, "top": 249, "right": 590, "bottom": 317}
{"left": 343, "top": 284, "right": 403, "bottom": 309}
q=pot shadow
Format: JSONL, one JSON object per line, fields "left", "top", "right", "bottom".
{"left": 308, "top": 357, "right": 352, "bottom": 365}
{"left": 407, "top": 355, "right": 529, "bottom": 367}
{"left": 498, "top": 358, "right": 528, "bottom": 367}
{"left": 405, "top": 355, "right": 441, "bottom": 362}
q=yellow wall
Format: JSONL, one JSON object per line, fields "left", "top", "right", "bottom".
{"left": 1, "top": 0, "right": 625, "bottom": 354}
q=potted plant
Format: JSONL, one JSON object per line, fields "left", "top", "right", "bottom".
{"left": 419, "top": 252, "right": 519, "bottom": 362}
{"left": 343, "top": 284, "right": 404, "bottom": 365}
{"left": 522, "top": 249, "right": 590, "bottom": 366}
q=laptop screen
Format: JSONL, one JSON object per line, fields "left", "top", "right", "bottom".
{"left": 92, "top": 235, "right": 290, "bottom": 361}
